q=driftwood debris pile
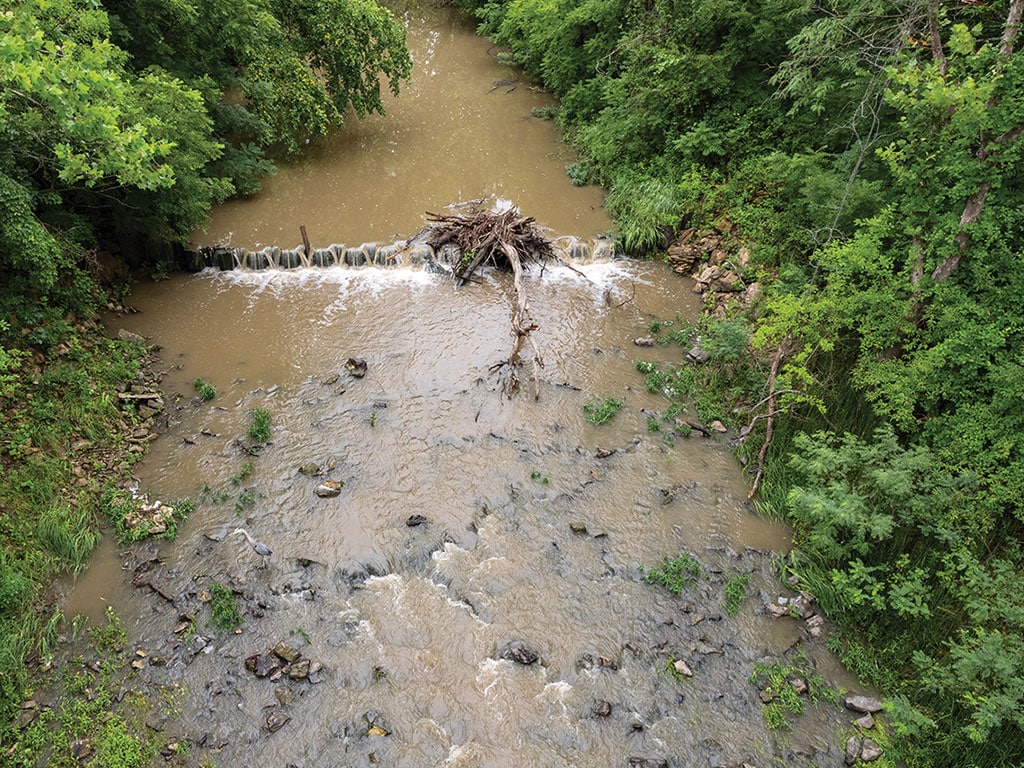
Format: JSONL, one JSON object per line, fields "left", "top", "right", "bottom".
{"left": 423, "top": 205, "right": 556, "bottom": 398}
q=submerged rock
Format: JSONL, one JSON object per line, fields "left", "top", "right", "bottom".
{"left": 264, "top": 709, "right": 290, "bottom": 733}
{"left": 246, "top": 653, "right": 282, "bottom": 678}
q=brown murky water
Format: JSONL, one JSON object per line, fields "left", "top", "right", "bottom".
{"left": 193, "top": 4, "right": 609, "bottom": 250}
{"left": 65, "top": 4, "right": 861, "bottom": 767}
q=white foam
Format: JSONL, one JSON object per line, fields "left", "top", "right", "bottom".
{"left": 201, "top": 265, "right": 438, "bottom": 294}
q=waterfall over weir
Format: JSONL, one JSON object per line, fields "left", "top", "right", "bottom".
{"left": 186, "top": 233, "right": 621, "bottom": 272}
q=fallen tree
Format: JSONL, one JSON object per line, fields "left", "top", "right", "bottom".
{"left": 422, "top": 204, "right": 556, "bottom": 399}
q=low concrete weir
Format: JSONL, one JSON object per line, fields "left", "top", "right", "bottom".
{"left": 184, "top": 235, "right": 621, "bottom": 272}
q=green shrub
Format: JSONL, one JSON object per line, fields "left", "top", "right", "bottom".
{"left": 35, "top": 503, "right": 98, "bottom": 573}
{"left": 88, "top": 715, "right": 145, "bottom": 768}
{"left": 606, "top": 172, "right": 683, "bottom": 254}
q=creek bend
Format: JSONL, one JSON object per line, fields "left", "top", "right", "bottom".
{"left": 68, "top": 4, "right": 860, "bottom": 767}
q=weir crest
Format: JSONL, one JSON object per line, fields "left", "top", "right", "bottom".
{"left": 187, "top": 234, "right": 621, "bottom": 272}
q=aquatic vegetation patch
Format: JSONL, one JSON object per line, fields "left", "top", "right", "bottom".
{"left": 207, "top": 582, "right": 243, "bottom": 633}
{"left": 193, "top": 378, "right": 216, "bottom": 401}
{"left": 642, "top": 552, "right": 702, "bottom": 595}
{"left": 247, "top": 408, "right": 272, "bottom": 443}
{"left": 583, "top": 397, "right": 623, "bottom": 425}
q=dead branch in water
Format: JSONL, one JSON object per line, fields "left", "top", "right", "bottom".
{"left": 424, "top": 206, "right": 555, "bottom": 398}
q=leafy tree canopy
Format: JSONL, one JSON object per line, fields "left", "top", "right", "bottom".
{"left": 0, "top": 0, "right": 411, "bottom": 325}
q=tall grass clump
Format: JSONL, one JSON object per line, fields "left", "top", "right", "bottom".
{"left": 606, "top": 172, "right": 684, "bottom": 255}
{"left": 35, "top": 502, "right": 99, "bottom": 573}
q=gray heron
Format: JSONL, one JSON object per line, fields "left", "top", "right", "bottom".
{"left": 231, "top": 528, "right": 272, "bottom": 568}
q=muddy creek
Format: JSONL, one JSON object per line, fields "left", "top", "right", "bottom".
{"left": 66, "top": 4, "right": 861, "bottom": 767}
{"left": 192, "top": 4, "right": 609, "bottom": 250}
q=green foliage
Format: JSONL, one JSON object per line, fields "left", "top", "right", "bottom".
{"left": 1, "top": 1, "right": 177, "bottom": 191}
{"left": 642, "top": 552, "right": 702, "bottom": 595}
{"left": 0, "top": 326, "right": 148, "bottom": 735}
{"left": 35, "top": 503, "right": 99, "bottom": 572}
{"left": 105, "top": 0, "right": 412, "bottom": 156}
{"left": 724, "top": 573, "right": 751, "bottom": 616}
{"left": 749, "top": 654, "right": 835, "bottom": 730}
{"left": 193, "top": 377, "right": 217, "bottom": 401}
{"left": 583, "top": 397, "right": 622, "bottom": 425}
{"left": 606, "top": 172, "right": 684, "bottom": 254}
{"left": 0, "top": 551, "right": 32, "bottom": 611}
{"left": 248, "top": 407, "right": 272, "bottom": 443}
{"left": 0, "top": 172, "right": 70, "bottom": 305}
{"left": 231, "top": 460, "right": 255, "bottom": 486}
{"left": 635, "top": 316, "right": 761, "bottom": 432}
{"left": 234, "top": 486, "right": 259, "bottom": 514}
{"left": 207, "top": 582, "right": 242, "bottom": 632}
{"left": 91, "top": 606, "right": 128, "bottom": 654}
{"left": 89, "top": 715, "right": 145, "bottom": 768}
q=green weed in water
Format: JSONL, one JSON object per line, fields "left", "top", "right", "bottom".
{"left": 235, "top": 486, "right": 259, "bottom": 514}
{"left": 193, "top": 378, "right": 216, "bottom": 401}
{"left": 91, "top": 606, "right": 128, "bottom": 654}
{"left": 583, "top": 397, "right": 623, "bottom": 425}
{"left": 748, "top": 655, "right": 837, "bottom": 730}
{"left": 231, "top": 460, "right": 255, "bottom": 486}
{"left": 642, "top": 552, "right": 702, "bottom": 595}
{"left": 248, "top": 408, "right": 271, "bottom": 443}
{"left": 208, "top": 582, "right": 242, "bottom": 632}
{"left": 725, "top": 573, "right": 752, "bottom": 616}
